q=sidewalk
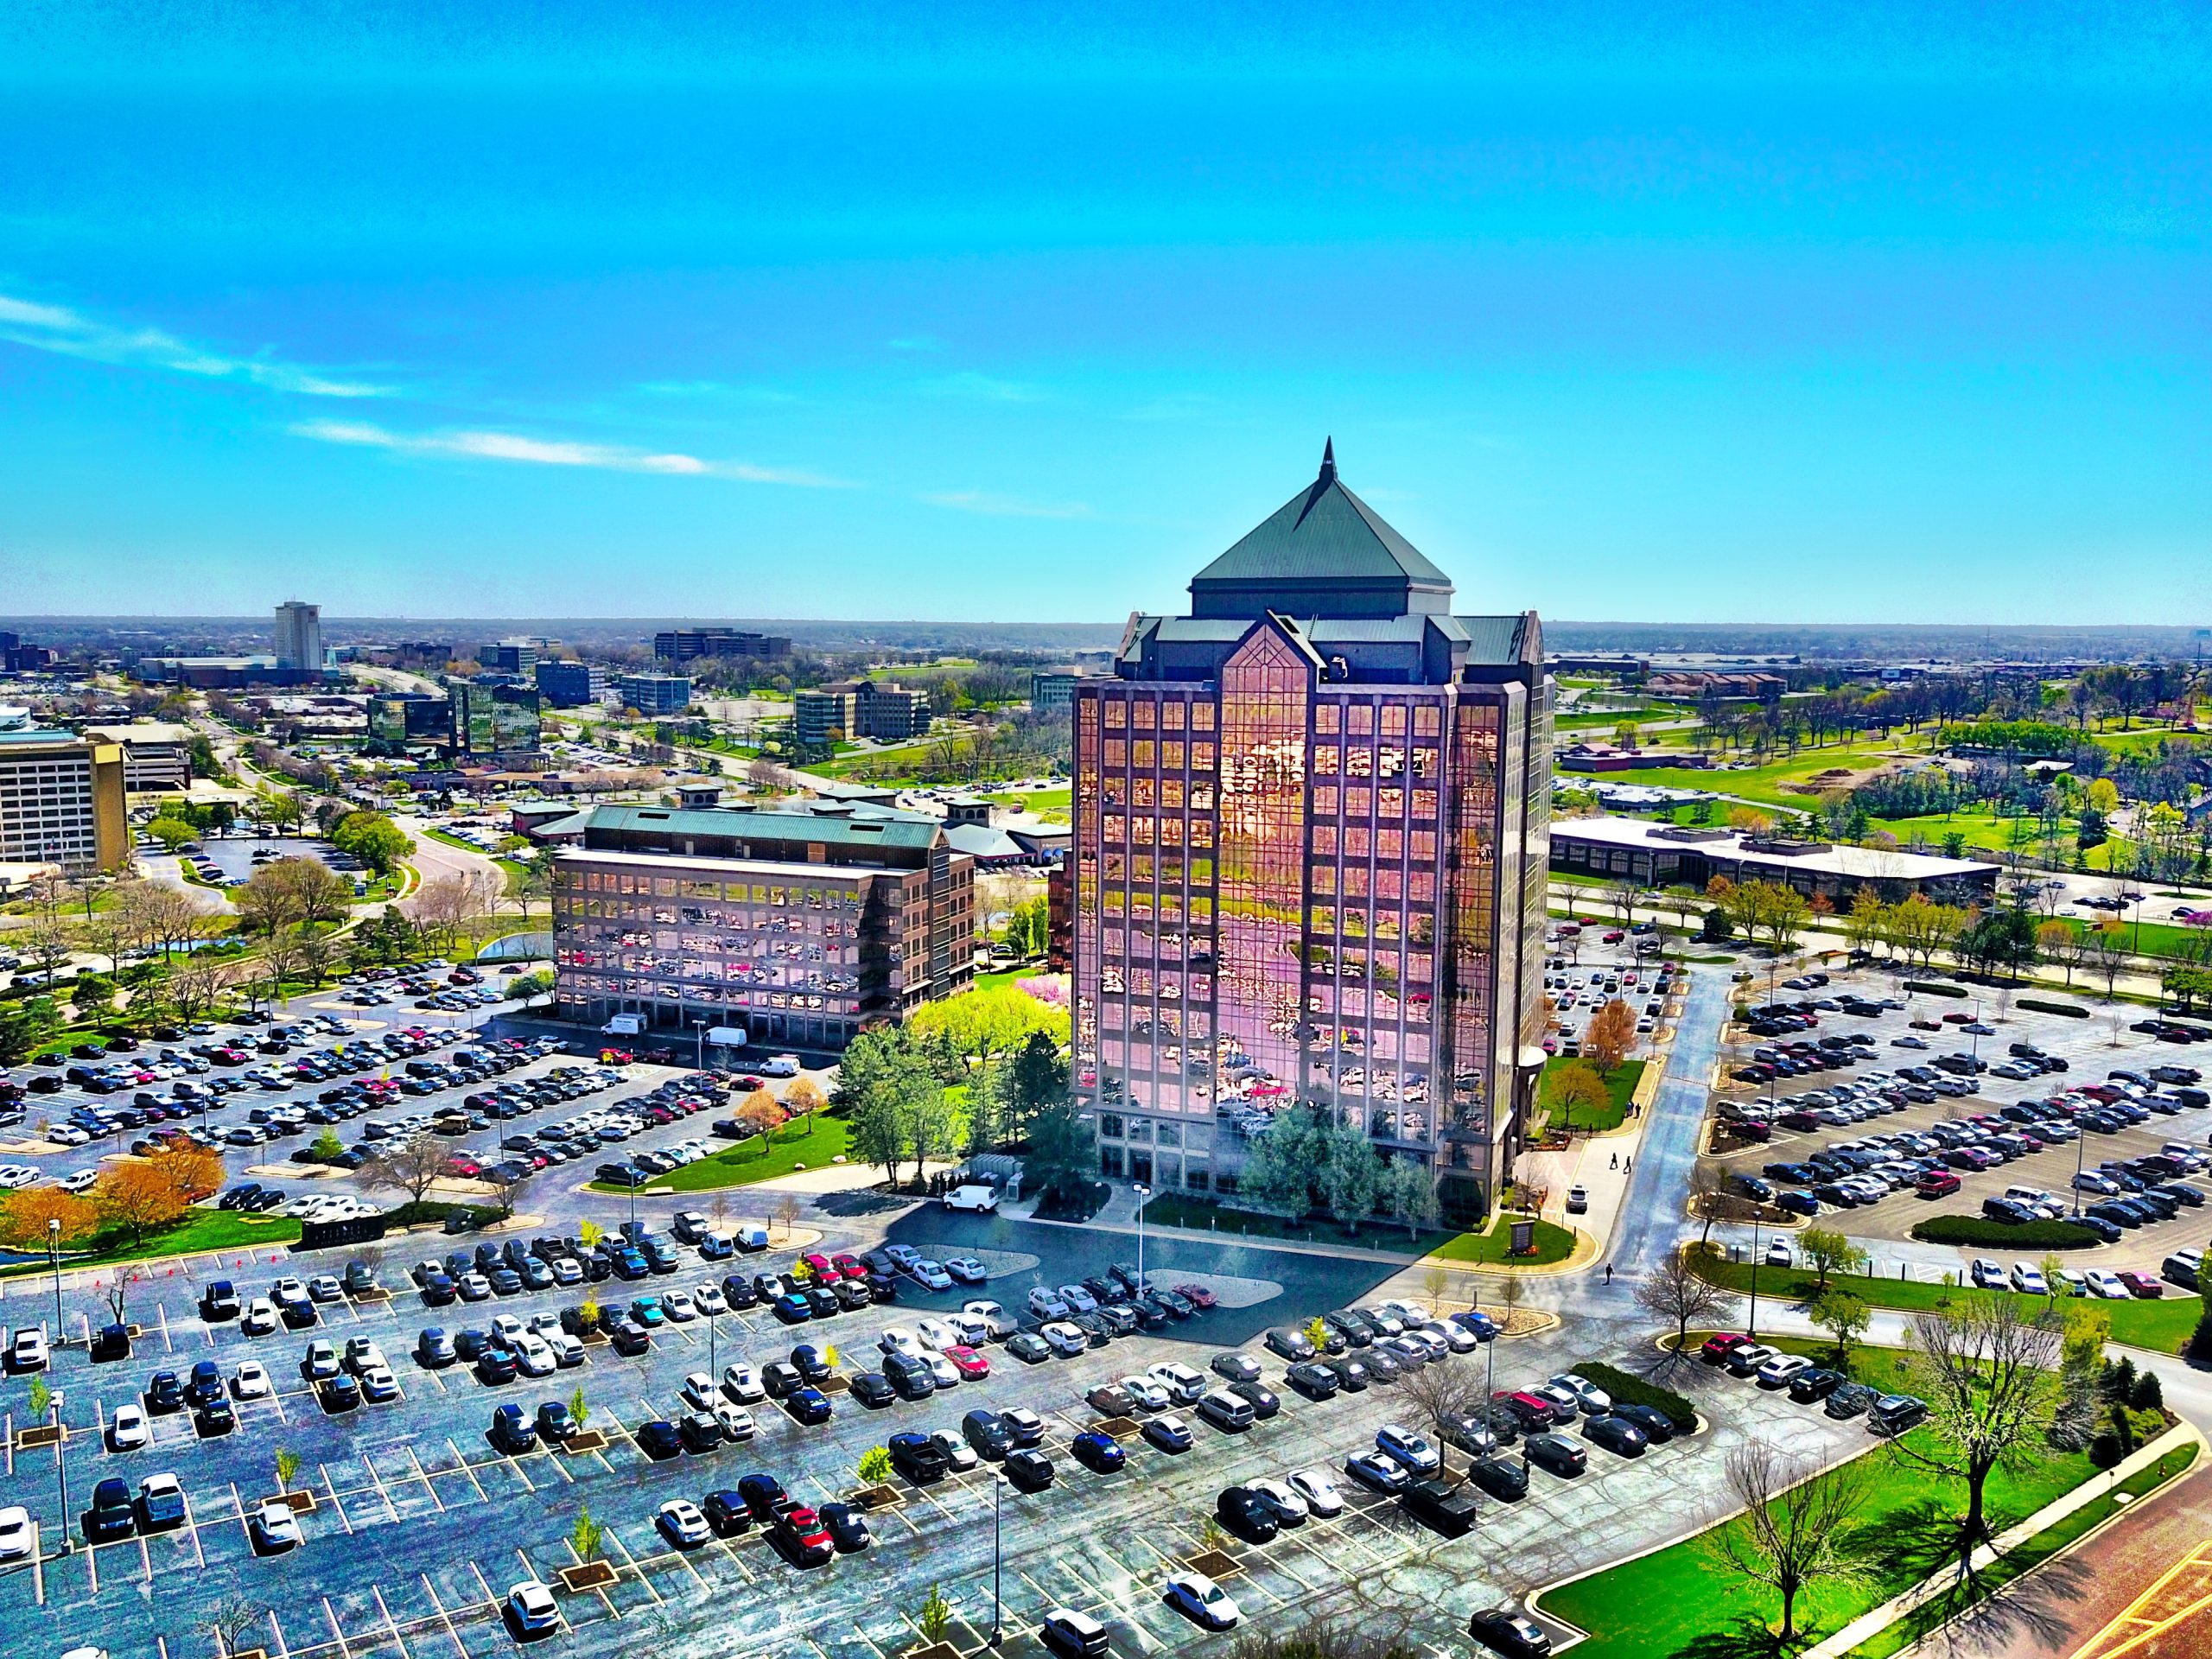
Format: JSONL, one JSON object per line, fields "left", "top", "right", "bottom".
{"left": 1803, "top": 1421, "right": 2205, "bottom": 1659}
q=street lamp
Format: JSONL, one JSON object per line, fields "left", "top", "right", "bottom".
{"left": 988, "top": 1469, "right": 1005, "bottom": 1647}
{"left": 1131, "top": 1183, "right": 1150, "bottom": 1292}
{"left": 690, "top": 1017, "right": 707, "bottom": 1071}
{"left": 47, "top": 1217, "right": 70, "bottom": 1554}
{"left": 1747, "top": 1210, "right": 1763, "bottom": 1339}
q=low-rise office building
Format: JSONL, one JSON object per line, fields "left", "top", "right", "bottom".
{"left": 0, "top": 729, "right": 129, "bottom": 875}
{"left": 793, "top": 678, "right": 930, "bottom": 749}
{"left": 653, "top": 628, "right": 794, "bottom": 664}
{"left": 615, "top": 674, "right": 694, "bottom": 716}
{"left": 535, "top": 659, "right": 608, "bottom": 708}
{"left": 1549, "top": 815, "right": 1999, "bottom": 903}
{"left": 85, "top": 721, "right": 195, "bottom": 794}
{"left": 551, "top": 799, "right": 975, "bottom": 1050}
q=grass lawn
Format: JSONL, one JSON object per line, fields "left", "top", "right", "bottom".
{"left": 1844, "top": 1444, "right": 2200, "bottom": 1658}
{"left": 1688, "top": 1250, "right": 2201, "bottom": 1354}
{"left": 1541, "top": 1376, "right": 2107, "bottom": 1659}
{"left": 3, "top": 1207, "right": 302, "bottom": 1277}
{"left": 1620, "top": 741, "right": 1936, "bottom": 811}
{"left": 588, "top": 1113, "right": 852, "bottom": 1194}
{"left": 1541, "top": 1058, "right": 1645, "bottom": 1134}
{"left": 984, "top": 787, "right": 1071, "bottom": 821}
{"left": 1139, "top": 1191, "right": 1449, "bottom": 1255}
{"left": 1427, "top": 1214, "right": 1578, "bottom": 1266}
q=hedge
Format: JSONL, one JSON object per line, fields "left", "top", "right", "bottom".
{"left": 2018, "top": 998, "right": 2090, "bottom": 1019}
{"left": 1909, "top": 1216, "right": 2101, "bottom": 1249}
{"left": 1904, "top": 980, "right": 1969, "bottom": 998}
{"left": 1573, "top": 1361, "right": 1698, "bottom": 1434}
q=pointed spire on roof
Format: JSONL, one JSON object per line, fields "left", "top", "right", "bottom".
{"left": 1319, "top": 436, "right": 1337, "bottom": 485}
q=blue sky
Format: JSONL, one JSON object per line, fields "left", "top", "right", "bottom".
{"left": 1, "top": 4, "right": 2207, "bottom": 625}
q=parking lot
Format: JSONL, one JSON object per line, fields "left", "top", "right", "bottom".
{"left": 0, "top": 1179, "right": 1875, "bottom": 1659}
{"left": 1703, "top": 963, "right": 2212, "bottom": 1281}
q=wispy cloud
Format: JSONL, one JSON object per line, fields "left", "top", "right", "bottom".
{"left": 0, "top": 293, "right": 391, "bottom": 397}
{"left": 921, "top": 489, "right": 1091, "bottom": 520}
{"left": 292, "top": 418, "right": 851, "bottom": 486}
{"left": 633, "top": 379, "right": 797, "bottom": 403}
{"left": 914, "top": 370, "right": 1045, "bottom": 403}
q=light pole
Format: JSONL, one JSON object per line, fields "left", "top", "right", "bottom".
{"left": 48, "top": 1217, "right": 70, "bottom": 1554}
{"left": 988, "top": 1469, "right": 1005, "bottom": 1647}
{"left": 2073, "top": 1125, "right": 2088, "bottom": 1217}
{"left": 1746, "top": 1210, "right": 1762, "bottom": 1339}
{"left": 691, "top": 1018, "right": 707, "bottom": 1071}
{"left": 1131, "top": 1183, "right": 1150, "bottom": 1292}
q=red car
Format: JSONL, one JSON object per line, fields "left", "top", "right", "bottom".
{"left": 830, "top": 1253, "right": 868, "bottom": 1281}
{"left": 2118, "top": 1272, "right": 2165, "bottom": 1299}
{"left": 1942, "top": 1012, "right": 1972, "bottom": 1025}
{"left": 944, "top": 1344, "right": 991, "bottom": 1380}
{"left": 798, "top": 1253, "right": 841, "bottom": 1283}
{"left": 1602, "top": 930, "right": 1625, "bottom": 944}
{"left": 772, "top": 1504, "right": 834, "bottom": 1567}
{"left": 1916, "top": 1172, "right": 1962, "bottom": 1198}
{"left": 1700, "top": 1332, "right": 1752, "bottom": 1364}
{"left": 444, "top": 1155, "right": 484, "bottom": 1179}
{"left": 1172, "top": 1283, "right": 1217, "bottom": 1310}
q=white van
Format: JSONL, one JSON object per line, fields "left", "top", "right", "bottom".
{"left": 944, "top": 1184, "right": 1000, "bottom": 1213}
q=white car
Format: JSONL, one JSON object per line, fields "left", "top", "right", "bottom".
{"left": 1118, "top": 1375, "right": 1171, "bottom": 1412}
{"left": 1058, "top": 1283, "right": 1098, "bottom": 1314}
{"left": 661, "top": 1291, "right": 696, "bottom": 1324}
{"left": 693, "top": 1285, "right": 728, "bottom": 1317}
{"left": 721, "top": 1363, "right": 766, "bottom": 1402}
{"left": 108, "top": 1402, "right": 149, "bottom": 1450}
{"left": 2086, "top": 1269, "right": 2130, "bottom": 1300}
{"left": 1039, "top": 1321, "right": 1089, "bottom": 1357}
{"left": 1248, "top": 1477, "right": 1310, "bottom": 1524}
{"left": 1026, "top": 1285, "right": 1071, "bottom": 1321}
{"left": 506, "top": 1580, "right": 559, "bottom": 1637}
{"left": 908, "top": 1260, "right": 954, "bottom": 1292}
{"left": 1287, "top": 1467, "right": 1344, "bottom": 1517}
{"left": 929, "top": 1427, "right": 981, "bottom": 1471}
{"left": 1755, "top": 1353, "right": 1812, "bottom": 1389}
{"left": 2010, "top": 1263, "right": 2050, "bottom": 1296}
{"left": 241, "top": 1298, "right": 278, "bottom": 1337}
{"left": 0, "top": 1505, "right": 33, "bottom": 1561}
{"left": 712, "top": 1402, "right": 756, "bottom": 1441}
{"left": 546, "top": 1332, "right": 585, "bottom": 1369}
{"left": 924, "top": 1351, "right": 960, "bottom": 1389}
{"left": 878, "top": 1327, "right": 924, "bottom": 1360}
{"left": 1146, "top": 1361, "right": 1206, "bottom": 1404}
{"left": 9, "top": 1326, "right": 48, "bottom": 1371}
{"left": 233, "top": 1361, "right": 273, "bottom": 1400}
{"left": 1549, "top": 1373, "right": 1613, "bottom": 1414}
{"left": 1969, "top": 1259, "right": 2008, "bottom": 1292}
{"left": 656, "top": 1499, "right": 710, "bottom": 1548}
{"left": 681, "top": 1371, "right": 719, "bottom": 1411}
{"left": 1165, "top": 1571, "right": 1241, "bottom": 1630}
{"left": 514, "top": 1336, "right": 556, "bottom": 1377}
{"left": 250, "top": 1497, "right": 302, "bottom": 1553}
{"left": 56, "top": 1170, "right": 99, "bottom": 1194}
{"left": 914, "top": 1317, "right": 961, "bottom": 1352}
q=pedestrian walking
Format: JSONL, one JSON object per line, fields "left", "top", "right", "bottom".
{"left": 1609, "top": 1152, "right": 1618, "bottom": 1171}
{"left": 1624, "top": 1154, "right": 1633, "bottom": 1173}
{"left": 1604, "top": 1263, "right": 1613, "bottom": 1285}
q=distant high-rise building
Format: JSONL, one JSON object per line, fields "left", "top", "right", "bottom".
{"left": 1071, "top": 443, "right": 1554, "bottom": 1224}
{"left": 0, "top": 729, "right": 129, "bottom": 875}
{"left": 273, "top": 601, "right": 323, "bottom": 671}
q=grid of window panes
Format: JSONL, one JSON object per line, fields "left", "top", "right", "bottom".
{"left": 1304, "top": 690, "right": 1446, "bottom": 1153}
{"left": 1518, "top": 679, "right": 1554, "bottom": 1048}
{"left": 1073, "top": 681, "right": 1223, "bottom": 1177}
{"left": 1444, "top": 697, "right": 1503, "bottom": 1174}
{"left": 1212, "top": 630, "right": 1309, "bottom": 1128}
{"left": 553, "top": 860, "right": 871, "bottom": 1039}
{"left": 1491, "top": 683, "right": 1530, "bottom": 1106}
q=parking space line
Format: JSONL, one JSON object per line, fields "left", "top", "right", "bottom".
{"left": 371, "top": 1586, "right": 414, "bottom": 1659}
{"left": 181, "top": 1486, "right": 208, "bottom": 1570}
{"left": 466, "top": 1559, "right": 502, "bottom": 1627}
{"left": 267, "top": 1607, "right": 293, "bottom": 1659}
{"left": 321, "top": 1462, "right": 355, "bottom": 1535}
{"left": 29, "top": 1519, "right": 42, "bottom": 1605}
{"left": 601, "top": 1527, "right": 663, "bottom": 1605}
{"left": 404, "top": 1445, "right": 447, "bottom": 1515}
{"left": 417, "top": 1573, "right": 467, "bottom": 1657}
{"left": 444, "top": 1439, "right": 488, "bottom": 1503}
{"left": 321, "top": 1596, "right": 351, "bottom": 1659}
{"left": 85, "top": 1532, "right": 100, "bottom": 1597}
{"left": 361, "top": 1447, "right": 400, "bottom": 1522}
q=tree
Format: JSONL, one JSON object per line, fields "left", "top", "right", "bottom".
{"left": 1395, "top": 1344, "right": 1487, "bottom": 1473}
{"left": 359, "top": 1135, "right": 454, "bottom": 1205}
{"left": 857, "top": 1446, "right": 893, "bottom": 1486}
{"left": 275, "top": 1448, "right": 302, "bottom": 1492}
{"left": 330, "top": 810, "right": 414, "bottom": 876}
{"left": 1638, "top": 1249, "right": 1739, "bottom": 1361}
{"left": 1800, "top": 1227, "right": 1868, "bottom": 1294}
{"left": 734, "top": 1093, "right": 785, "bottom": 1141}
{"left": 1023, "top": 1098, "right": 1097, "bottom": 1208}
{"left": 1582, "top": 1000, "right": 1637, "bottom": 1076}
{"left": 916, "top": 1586, "right": 953, "bottom": 1647}
{"left": 1897, "top": 1297, "right": 2063, "bottom": 1561}
{"left": 2037, "top": 918, "right": 2085, "bottom": 985}
{"left": 146, "top": 815, "right": 196, "bottom": 853}
{"left": 208, "top": 1594, "right": 270, "bottom": 1659}
{"left": 0, "top": 1185, "right": 100, "bottom": 1249}
{"left": 1319, "top": 1127, "right": 1382, "bottom": 1232}
{"left": 143, "top": 1135, "right": 224, "bottom": 1202}
{"left": 570, "top": 1505, "right": 605, "bottom": 1562}
{"left": 1709, "top": 1438, "right": 1874, "bottom": 1650}
{"left": 92, "top": 1161, "right": 190, "bottom": 1245}
{"left": 999, "top": 1029, "right": 1070, "bottom": 1141}
{"left": 0, "top": 995, "right": 64, "bottom": 1066}
{"left": 487, "top": 1162, "right": 534, "bottom": 1218}
{"left": 1547, "top": 1059, "right": 1610, "bottom": 1135}
{"left": 781, "top": 1076, "right": 826, "bottom": 1130}
{"left": 1380, "top": 1158, "right": 1440, "bottom": 1239}
{"left": 2051, "top": 1304, "right": 2110, "bottom": 1450}
{"left": 1811, "top": 1290, "right": 1870, "bottom": 1371}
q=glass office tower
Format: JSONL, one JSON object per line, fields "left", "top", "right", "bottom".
{"left": 1071, "top": 444, "right": 1553, "bottom": 1223}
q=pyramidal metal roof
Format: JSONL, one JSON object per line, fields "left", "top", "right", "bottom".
{"left": 1188, "top": 439, "right": 1452, "bottom": 594}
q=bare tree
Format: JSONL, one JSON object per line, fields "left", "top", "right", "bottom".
{"left": 358, "top": 1135, "right": 454, "bottom": 1206}
{"left": 486, "top": 1162, "right": 534, "bottom": 1218}
{"left": 1897, "top": 1297, "right": 2063, "bottom": 1567}
{"left": 1709, "top": 1439, "right": 1874, "bottom": 1650}
{"left": 1638, "top": 1249, "right": 1740, "bottom": 1363}
{"left": 1395, "top": 1352, "right": 1489, "bottom": 1478}
{"left": 207, "top": 1592, "right": 270, "bottom": 1659}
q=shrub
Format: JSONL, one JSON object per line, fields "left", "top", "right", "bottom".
{"left": 2130, "top": 1370, "right": 2164, "bottom": 1412}
{"left": 1908, "top": 1216, "right": 2101, "bottom": 1249}
{"left": 1903, "top": 980, "right": 1969, "bottom": 998}
{"left": 2017, "top": 997, "right": 2090, "bottom": 1019}
{"left": 2088, "top": 1428, "right": 2125, "bottom": 1468}
{"left": 1573, "top": 1361, "right": 1697, "bottom": 1433}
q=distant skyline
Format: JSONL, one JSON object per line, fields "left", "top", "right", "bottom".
{"left": 2, "top": 4, "right": 2207, "bottom": 625}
